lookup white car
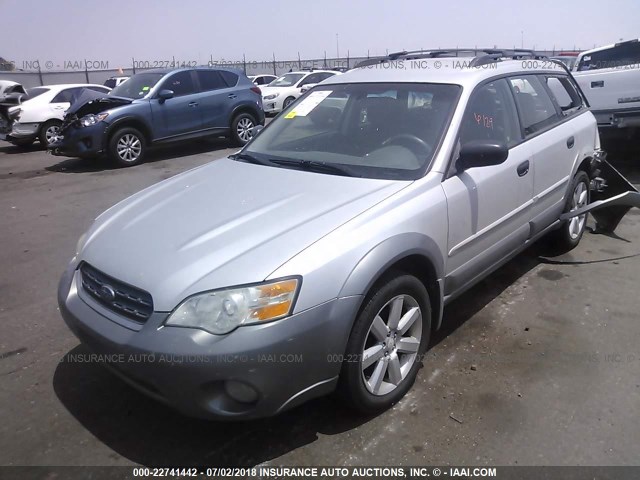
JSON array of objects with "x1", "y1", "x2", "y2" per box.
[
  {"x1": 248, "y1": 74, "x2": 277, "y2": 87},
  {"x1": 260, "y1": 70, "x2": 339, "y2": 114},
  {"x1": 3, "y1": 83, "x2": 111, "y2": 147}
]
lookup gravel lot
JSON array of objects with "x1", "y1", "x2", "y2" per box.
[{"x1": 0, "y1": 136, "x2": 639, "y2": 467}]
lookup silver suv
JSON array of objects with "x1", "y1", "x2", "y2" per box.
[{"x1": 58, "y1": 50, "x2": 636, "y2": 420}]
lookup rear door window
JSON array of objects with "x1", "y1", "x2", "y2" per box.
[
  {"x1": 196, "y1": 70, "x2": 227, "y2": 91},
  {"x1": 508, "y1": 76, "x2": 560, "y2": 136},
  {"x1": 543, "y1": 76, "x2": 583, "y2": 116}
]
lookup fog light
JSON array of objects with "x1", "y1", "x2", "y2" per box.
[{"x1": 224, "y1": 380, "x2": 258, "y2": 404}]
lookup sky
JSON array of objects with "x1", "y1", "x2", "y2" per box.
[{"x1": 1, "y1": 0, "x2": 639, "y2": 69}]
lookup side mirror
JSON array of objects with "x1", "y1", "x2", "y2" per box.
[
  {"x1": 157, "y1": 89, "x2": 174, "y2": 103},
  {"x1": 457, "y1": 140, "x2": 509, "y2": 171}
]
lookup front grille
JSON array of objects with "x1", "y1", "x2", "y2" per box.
[{"x1": 80, "y1": 263, "x2": 153, "y2": 322}]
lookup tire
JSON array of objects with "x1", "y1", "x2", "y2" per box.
[
  {"x1": 230, "y1": 113, "x2": 257, "y2": 146},
  {"x1": 38, "y1": 120, "x2": 63, "y2": 147},
  {"x1": 108, "y1": 127, "x2": 146, "y2": 167},
  {"x1": 339, "y1": 273, "x2": 431, "y2": 414},
  {"x1": 282, "y1": 96, "x2": 295, "y2": 110},
  {"x1": 551, "y1": 171, "x2": 590, "y2": 252}
]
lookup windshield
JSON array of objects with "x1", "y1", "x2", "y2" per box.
[
  {"x1": 243, "y1": 83, "x2": 460, "y2": 180},
  {"x1": 109, "y1": 72, "x2": 164, "y2": 99},
  {"x1": 25, "y1": 87, "x2": 49, "y2": 100},
  {"x1": 268, "y1": 73, "x2": 305, "y2": 87}
]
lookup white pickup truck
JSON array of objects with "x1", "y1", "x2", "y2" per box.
[{"x1": 572, "y1": 39, "x2": 640, "y2": 130}]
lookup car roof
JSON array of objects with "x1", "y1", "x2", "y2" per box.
[
  {"x1": 283, "y1": 70, "x2": 337, "y2": 75},
  {"x1": 320, "y1": 58, "x2": 566, "y2": 88}
]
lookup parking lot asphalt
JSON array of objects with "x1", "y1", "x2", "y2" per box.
[{"x1": 0, "y1": 137, "x2": 639, "y2": 467}]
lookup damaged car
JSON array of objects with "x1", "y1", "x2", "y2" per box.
[
  {"x1": 1, "y1": 83, "x2": 111, "y2": 148},
  {"x1": 0, "y1": 80, "x2": 27, "y2": 142},
  {"x1": 58, "y1": 50, "x2": 639, "y2": 420},
  {"x1": 49, "y1": 67, "x2": 265, "y2": 167}
]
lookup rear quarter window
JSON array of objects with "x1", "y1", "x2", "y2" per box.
[{"x1": 220, "y1": 71, "x2": 239, "y2": 87}]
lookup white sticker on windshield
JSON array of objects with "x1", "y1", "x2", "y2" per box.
[{"x1": 285, "y1": 90, "x2": 332, "y2": 118}]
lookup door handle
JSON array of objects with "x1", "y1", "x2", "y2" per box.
[
  {"x1": 566, "y1": 136, "x2": 575, "y2": 149},
  {"x1": 591, "y1": 81, "x2": 604, "y2": 88},
  {"x1": 188, "y1": 102, "x2": 199, "y2": 107},
  {"x1": 228, "y1": 94, "x2": 237, "y2": 99},
  {"x1": 517, "y1": 160, "x2": 530, "y2": 177}
]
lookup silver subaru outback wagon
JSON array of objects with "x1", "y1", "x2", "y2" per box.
[{"x1": 59, "y1": 53, "x2": 606, "y2": 419}]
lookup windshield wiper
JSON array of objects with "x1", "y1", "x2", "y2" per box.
[
  {"x1": 270, "y1": 158, "x2": 356, "y2": 177},
  {"x1": 229, "y1": 152, "x2": 276, "y2": 167}
]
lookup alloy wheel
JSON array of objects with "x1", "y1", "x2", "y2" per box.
[
  {"x1": 236, "y1": 117, "x2": 255, "y2": 143},
  {"x1": 116, "y1": 134, "x2": 142, "y2": 163},
  {"x1": 568, "y1": 181, "x2": 588, "y2": 239},
  {"x1": 361, "y1": 294, "x2": 422, "y2": 396},
  {"x1": 45, "y1": 125, "x2": 60, "y2": 145}
]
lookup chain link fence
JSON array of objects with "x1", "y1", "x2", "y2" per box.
[{"x1": 0, "y1": 49, "x2": 569, "y2": 88}]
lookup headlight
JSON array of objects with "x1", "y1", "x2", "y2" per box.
[
  {"x1": 263, "y1": 93, "x2": 279, "y2": 100},
  {"x1": 165, "y1": 278, "x2": 300, "y2": 335},
  {"x1": 79, "y1": 113, "x2": 109, "y2": 127}
]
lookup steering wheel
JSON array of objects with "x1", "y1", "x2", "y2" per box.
[{"x1": 382, "y1": 134, "x2": 432, "y2": 157}]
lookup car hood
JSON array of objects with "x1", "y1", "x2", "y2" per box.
[
  {"x1": 67, "y1": 94, "x2": 132, "y2": 117},
  {"x1": 79, "y1": 158, "x2": 409, "y2": 311}
]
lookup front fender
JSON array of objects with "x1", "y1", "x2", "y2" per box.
[{"x1": 338, "y1": 232, "x2": 445, "y2": 328}]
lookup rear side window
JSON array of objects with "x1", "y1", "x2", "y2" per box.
[
  {"x1": 459, "y1": 79, "x2": 521, "y2": 148},
  {"x1": 51, "y1": 88, "x2": 83, "y2": 103},
  {"x1": 577, "y1": 41, "x2": 640, "y2": 71},
  {"x1": 220, "y1": 71, "x2": 239, "y2": 87},
  {"x1": 508, "y1": 76, "x2": 559, "y2": 136},
  {"x1": 104, "y1": 78, "x2": 116, "y2": 88},
  {"x1": 160, "y1": 71, "x2": 196, "y2": 97},
  {"x1": 544, "y1": 76, "x2": 583, "y2": 115},
  {"x1": 26, "y1": 87, "x2": 49, "y2": 99},
  {"x1": 197, "y1": 71, "x2": 226, "y2": 91},
  {"x1": 87, "y1": 86, "x2": 110, "y2": 94}
]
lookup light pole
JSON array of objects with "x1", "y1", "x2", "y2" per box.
[
  {"x1": 521, "y1": 31, "x2": 524, "y2": 49},
  {"x1": 336, "y1": 33, "x2": 340, "y2": 59}
]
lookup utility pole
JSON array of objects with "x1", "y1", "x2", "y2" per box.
[{"x1": 336, "y1": 33, "x2": 339, "y2": 59}]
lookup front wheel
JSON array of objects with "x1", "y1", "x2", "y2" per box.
[
  {"x1": 551, "y1": 171, "x2": 590, "y2": 252},
  {"x1": 282, "y1": 96, "x2": 295, "y2": 110},
  {"x1": 108, "y1": 127, "x2": 146, "y2": 167},
  {"x1": 339, "y1": 273, "x2": 431, "y2": 413},
  {"x1": 230, "y1": 113, "x2": 256, "y2": 146}
]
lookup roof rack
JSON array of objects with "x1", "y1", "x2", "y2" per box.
[
  {"x1": 355, "y1": 48, "x2": 550, "y2": 68},
  {"x1": 354, "y1": 47, "x2": 586, "y2": 105}
]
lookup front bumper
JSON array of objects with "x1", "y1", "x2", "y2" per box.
[
  {"x1": 262, "y1": 99, "x2": 282, "y2": 114},
  {"x1": 58, "y1": 264, "x2": 361, "y2": 420},
  {"x1": 49, "y1": 122, "x2": 108, "y2": 158}
]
